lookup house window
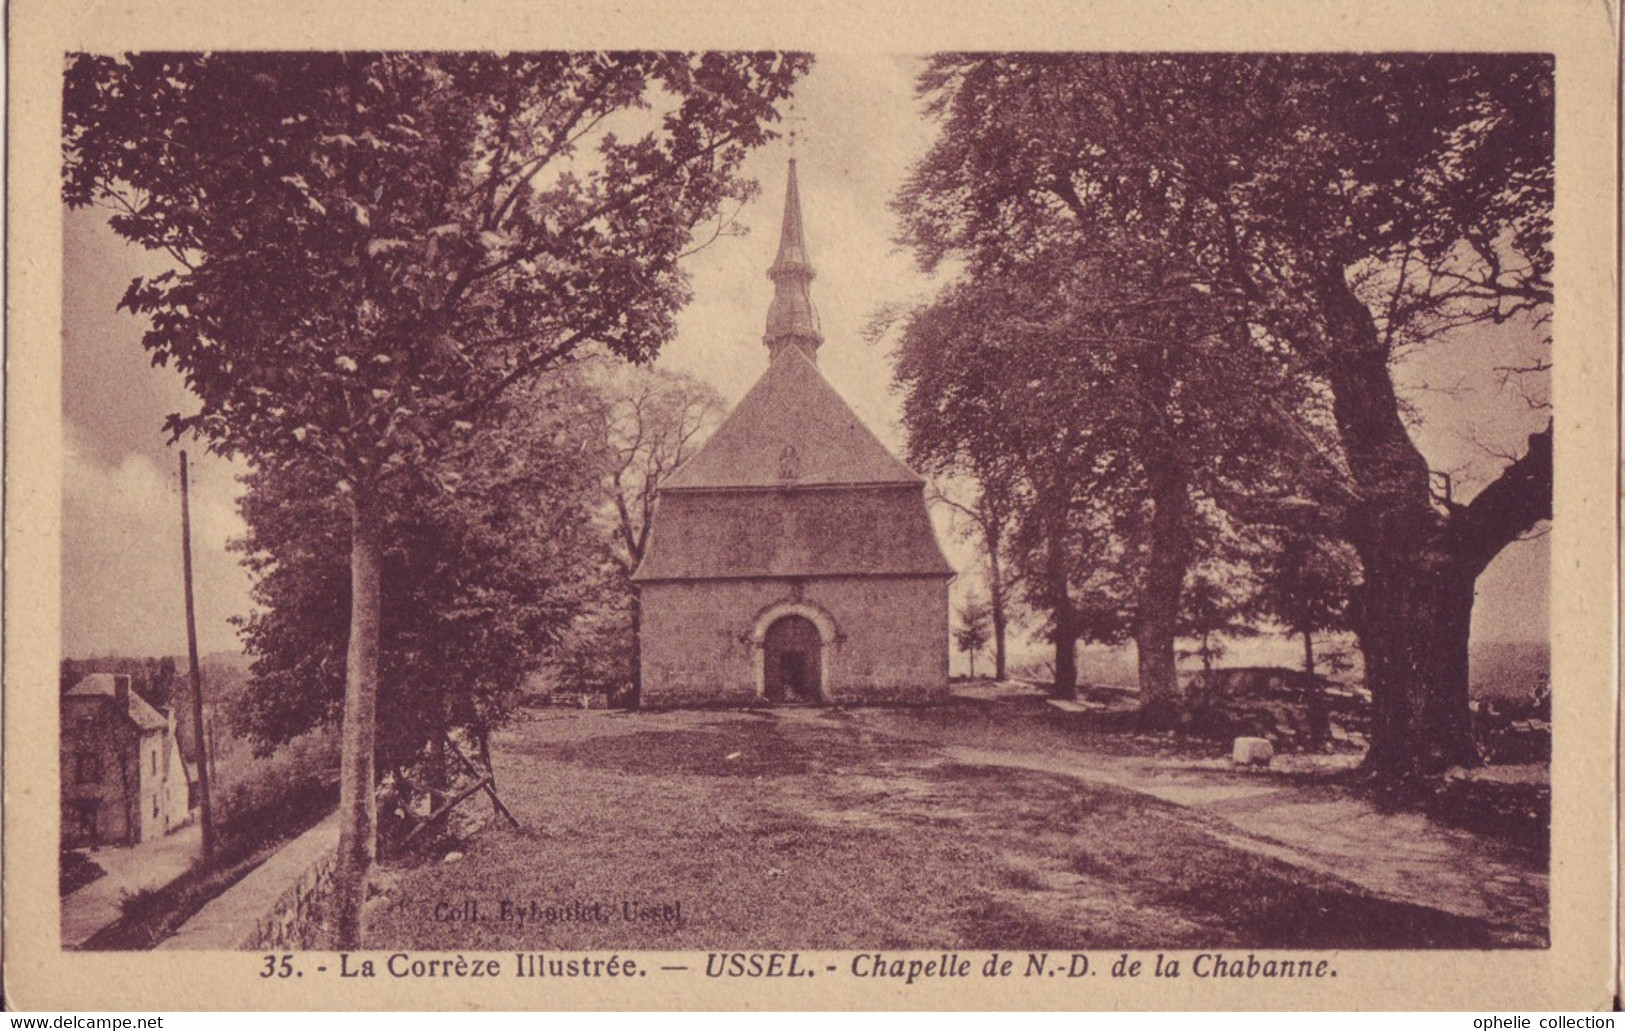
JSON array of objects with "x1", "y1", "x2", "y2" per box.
[
  {"x1": 151, "y1": 749, "x2": 157, "y2": 776},
  {"x1": 74, "y1": 752, "x2": 101, "y2": 784},
  {"x1": 153, "y1": 795, "x2": 160, "y2": 818}
]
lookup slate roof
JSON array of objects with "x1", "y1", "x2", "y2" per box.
[
  {"x1": 631, "y1": 484, "x2": 954, "y2": 582},
  {"x1": 65, "y1": 673, "x2": 169, "y2": 732},
  {"x1": 661, "y1": 346, "x2": 922, "y2": 490},
  {"x1": 633, "y1": 161, "x2": 951, "y2": 585}
]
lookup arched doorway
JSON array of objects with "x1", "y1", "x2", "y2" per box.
[{"x1": 762, "y1": 614, "x2": 823, "y2": 703}]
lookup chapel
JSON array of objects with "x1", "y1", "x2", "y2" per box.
[{"x1": 631, "y1": 161, "x2": 954, "y2": 707}]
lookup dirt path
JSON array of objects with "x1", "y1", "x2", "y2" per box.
[
  {"x1": 929, "y1": 744, "x2": 1546, "y2": 944},
  {"x1": 61, "y1": 824, "x2": 201, "y2": 949}
]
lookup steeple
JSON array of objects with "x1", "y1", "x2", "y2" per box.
[{"x1": 763, "y1": 159, "x2": 822, "y2": 363}]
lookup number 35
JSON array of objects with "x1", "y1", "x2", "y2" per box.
[{"x1": 261, "y1": 954, "x2": 295, "y2": 978}]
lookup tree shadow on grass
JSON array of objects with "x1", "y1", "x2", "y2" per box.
[{"x1": 534, "y1": 723, "x2": 932, "y2": 778}]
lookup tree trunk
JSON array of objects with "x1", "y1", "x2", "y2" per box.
[
  {"x1": 988, "y1": 546, "x2": 1009, "y2": 682},
  {"x1": 1302, "y1": 629, "x2": 1330, "y2": 750},
  {"x1": 1045, "y1": 514, "x2": 1078, "y2": 700},
  {"x1": 1053, "y1": 606, "x2": 1078, "y2": 699},
  {"x1": 1134, "y1": 622, "x2": 1180, "y2": 728},
  {"x1": 332, "y1": 497, "x2": 382, "y2": 949},
  {"x1": 1355, "y1": 554, "x2": 1481, "y2": 779},
  {"x1": 1135, "y1": 453, "x2": 1189, "y2": 729},
  {"x1": 1317, "y1": 273, "x2": 1551, "y2": 783}
]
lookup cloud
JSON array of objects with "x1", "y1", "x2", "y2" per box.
[
  {"x1": 63, "y1": 207, "x2": 198, "y2": 470},
  {"x1": 61, "y1": 420, "x2": 252, "y2": 658},
  {"x1": 62, "y1": 208, "x2": 254, "y2": 659}
]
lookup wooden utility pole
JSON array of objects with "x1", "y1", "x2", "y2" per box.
[{"x1": 180, "y1": 451, "x2": 215, "y2": 860}]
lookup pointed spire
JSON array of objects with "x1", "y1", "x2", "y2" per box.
[
  {"x1": 770, "y1": 158, "x2": 814, "y2": 276},
  {"x1": 764, "y1": 159, "x2": 822, "y2": 363}
]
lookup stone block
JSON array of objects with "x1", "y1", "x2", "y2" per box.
[{"x1": 1232, "y1": 736, "x2": 1274, "y2": 767}]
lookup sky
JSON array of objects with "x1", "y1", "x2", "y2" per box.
[{"x1": 59, "y1": 52, "x2": 1550, "y2": 661}]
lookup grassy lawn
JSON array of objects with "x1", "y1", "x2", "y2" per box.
[{"x1": 365, "y1": 701, "x2": 1536, "y2": 951}]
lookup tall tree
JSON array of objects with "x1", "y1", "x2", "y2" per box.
[
  {"x1": 894, "y1": 258, "x2": 1128, "y2": 699},
  {"x1": 231, "y1": 374, "x2": 608, "y2": 771},
  {"x1": 1254, "y1": 531, "x2": 1358, "y2": 681},
  {"x1": 953, "y1": 597, "x2": 992, "y2": 678},
  {"x1": 893, "y1": 224, "x2": 1296, "y2": 717},
  {"x1": 896, "y1": 53, "x2": 1552, "y2": 782},
  {"x1": 594, "y1": 365, "x2": 724, "y2": 704},
  {"x1": 64, "y1": 50, "x2": 809, "y2": 943},
  {"x1": 1177, "y1": 572, "x2": 1258, "y2": 675},
  {"x1": 1253, "y1": 530, "x2": 1360, "y2": 749},
  {"x1": 928, "y1": 475, "x2": 1017, "y2": 680}
]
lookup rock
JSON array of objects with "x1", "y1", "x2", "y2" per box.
[
  {"x1": 1232, "y1": 736, "x2": 1274, "y2": 767},
  {"x1": 443, "y1": 851, "x2": 464, "y2": 864}
]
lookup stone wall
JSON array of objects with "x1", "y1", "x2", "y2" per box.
[
  {"x1": 160, "y1": 813, "x2": 339, "y2": 950},
  {"x1": 243, "y1": 838, "x2": 338, "y2": 950},
  {"x1": 639, "y1": 575, "x2": 950, "y2": 708}
]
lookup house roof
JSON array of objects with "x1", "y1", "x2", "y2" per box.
[
  {"x1": 631, "y1": 483, "x2": 954, "y2": 582},
  {"x1": 65, "y1": 673, "x2": 169, "y2": 732},
  {"x1": 661, "y1": 346, "x2": 922, "y2": 490}
]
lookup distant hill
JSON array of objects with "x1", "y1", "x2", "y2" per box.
[
  {"x1": 63, "y1": 650, "x2": 249, "y2": 671},
  {"x1": 202, "y1": 650, "x2": 253, "y2": 674}
]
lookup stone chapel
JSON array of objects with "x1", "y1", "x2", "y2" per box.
[{"x1": 631, "y1": 161, "x2": 954, "y2": 707}]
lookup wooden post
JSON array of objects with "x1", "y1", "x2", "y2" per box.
[
  {"x1": 443, "y1": 733, "x2": 520, "y2": 829},
  {"x1": 400, "y1": 776, "x2": 493, "y2": 848},
  {"x1": 180, "y1": 451, "x2": 215, "y2": 860}
]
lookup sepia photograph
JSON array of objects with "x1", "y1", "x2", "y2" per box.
[{"x1": 6, "y1": 0, "x2": 1619, "y2": 1012}]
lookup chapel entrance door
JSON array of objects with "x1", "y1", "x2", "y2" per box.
[{"x1": 762, "y1": 615, "x2": 823, "y2": 703}]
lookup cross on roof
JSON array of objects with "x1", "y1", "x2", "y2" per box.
[{"x1": 784, "y1": 104, "x2": 808, "y2": 154}]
